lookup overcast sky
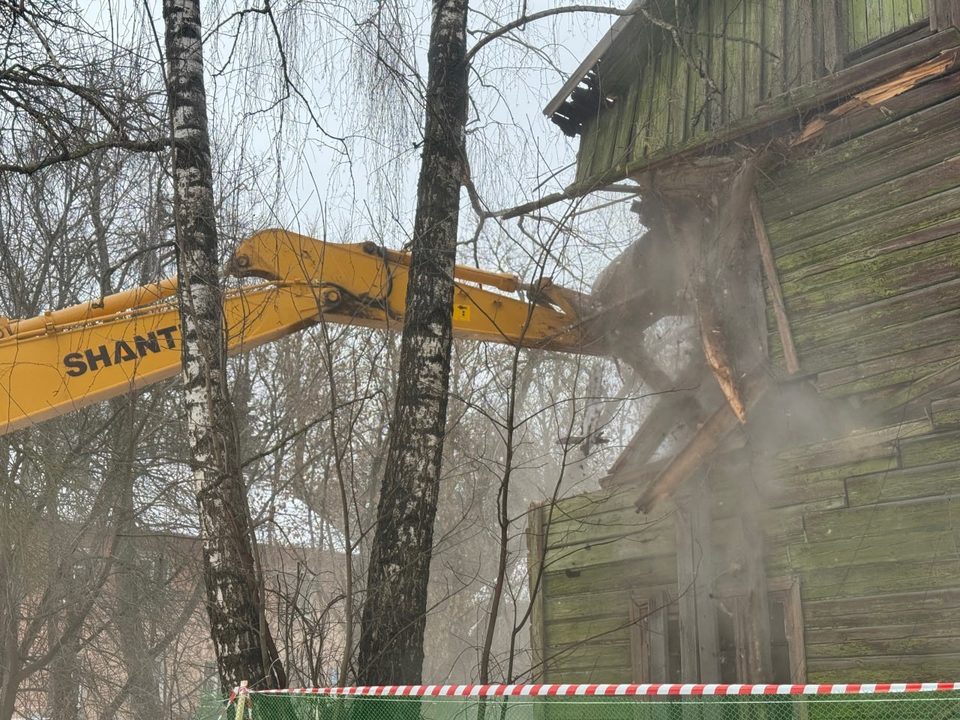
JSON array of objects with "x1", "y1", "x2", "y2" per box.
[{"x1": 80, "y1": 0, "x2": 636, "y2": 289}]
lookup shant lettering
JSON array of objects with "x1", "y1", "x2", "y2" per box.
[{"x1": 63, "y1": 325, "x2": 179, "y2": 377}]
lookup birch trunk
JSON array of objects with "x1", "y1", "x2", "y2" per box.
[
  {"x1": 357, "y1": 0, "x2": 469, "y2": 684},
  {"x1": 163, "y1": 0, "x2": 284, "y2": 692}
]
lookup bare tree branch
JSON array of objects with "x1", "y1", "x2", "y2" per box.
[{"x1": 467, "y1": 4, "x2": 640, "y2": 62}]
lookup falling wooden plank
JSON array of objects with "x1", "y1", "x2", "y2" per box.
[
  {"x1": 750, "y1": 193, "x2": 800, "y2": 374},
  {"x1": 604, "y1": 393, "x2": 701, "y2": 482},
  {"x1": 699, "y1": 297, "x2": 749, "y2": 421}
]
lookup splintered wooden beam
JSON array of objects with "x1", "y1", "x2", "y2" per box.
[
  {"x1": 642, "y1": 158, "x2": 760, "y2": 425},
  {"x1": 635, "y1": 370, "x2": 769, "y2": 514},
  {"x1": 698, "y1": 302, "x2": 748, "y2": 422},
  {"x1": 750, "y1": 193, "x2": 800, "y2": 374},
  {"x1": 795, "y1": 46, "x2": 960, "y2": 145}
]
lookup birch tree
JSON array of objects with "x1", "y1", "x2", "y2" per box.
[
  {"x1": 163, "y1": 0, "x2": 284, "y2": 692},
  {"x1": 357, "y1": 0, "x2": 470, "y2": 684}
]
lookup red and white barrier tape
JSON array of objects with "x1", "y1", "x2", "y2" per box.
[{"x1": 234, "y1": 682, "x2": 960, "y2": 698}]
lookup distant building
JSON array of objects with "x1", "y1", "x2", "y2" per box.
[{"x1": 11, "y1": 528, "x2": 347, "y2": 719}]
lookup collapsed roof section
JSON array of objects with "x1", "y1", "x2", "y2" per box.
[{"x1": 543, "y1": 0, "x2": 642, "y2": 137}]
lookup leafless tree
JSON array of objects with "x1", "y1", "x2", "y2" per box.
[
  {"x1": 163, "y1": 0, "x2": 283, "y2": 692},
  {"x1": 357, "y1": 0, "x2": 471, "y2": 685},
  {"x1": 0, "y1": 0, "x2": 668, "y2": 709}
]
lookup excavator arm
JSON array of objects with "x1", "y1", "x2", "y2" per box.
[{"x1": 0, "y1": 229, "x2": 603, "y2": 435}]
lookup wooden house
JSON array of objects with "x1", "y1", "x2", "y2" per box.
[{"x1": 527, "y1": 0, "x2": 960, "y2": 684}]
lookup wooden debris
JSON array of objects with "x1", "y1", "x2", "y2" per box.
[
  {"x1": 635, "y1": 370, "x2": 769, "y2": 513},
  {"x1": 750, "y1": 193, "x2": 800, "y2": 374},
  {"x1": 627, "y1": 342, "x2": 689, "y2": 394},
  {"x1": 642, "y1": 158, "x2": 761, "y2": 424},
  {"x1": 603, "y1": 394, "x2": 701, "y2": 484},
  {"x1": 795, "y1": 47, "x2": 960, "y2": 146},
  {"x1": 699, "y1": 301, "x2": 748, "y2": 422}
]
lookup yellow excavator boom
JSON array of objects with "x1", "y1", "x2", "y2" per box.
[{"x1": 0, "y1": 229, "x2": 603, "y2": 436}]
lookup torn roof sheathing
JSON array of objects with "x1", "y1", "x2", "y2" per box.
[{"x1": 543, "y1": 0, "x2": 640, "y2": 135}]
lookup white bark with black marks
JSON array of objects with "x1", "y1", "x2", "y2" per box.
[
  {"x1": 163, "y1": 0, "x2": 284, "y2": 692},
  {"x1": 357, "y1": 0, "x2": 469, "y2": 685}
]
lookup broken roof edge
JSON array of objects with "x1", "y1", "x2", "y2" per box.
[
  {"x1": 542, "y1": 0, "x2": 642, "y2": 118},
  {"x1": 509, "y1": 28, "x2": 960, "y2": 220}
]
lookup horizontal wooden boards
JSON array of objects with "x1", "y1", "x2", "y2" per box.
[
  {"x1": 761, "y1": 88, "x2": 960, "y2": 222},
  {"x1": 845, "y1": 460, "x2": 960, "y2": 504},
  {"x1": 754, "y1": 64, "x2": 960, "y2": 391},
  {"x1": 806, "y1": 653, "x2": 960, "y2": 681},
  {"x1": 534, "y1": 413, "x2": 960, "y2": 682},
  {"x1": 805, "y1": 587, "x2": 960, "y2": 628}
]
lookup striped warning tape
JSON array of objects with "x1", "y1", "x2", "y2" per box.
[{"x1": 235, "y1": 682, "x2": 960, "y2": 698}]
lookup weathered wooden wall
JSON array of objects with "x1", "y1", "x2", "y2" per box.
[
  {"x1": 757, "y1": 67, "x2": 960, "y2": 407},
  {"x1": 847, "y1": 1, "x2": 929, "y2": 51},
  {"x1": 576, "y1": 0, "x2": 929, "y2": 182},
  {"x1": 530, "y1": 407, "x2": 960, "y2": 683},
  {"x1": 533, "y1": 30, "x2": 960, "y2": 683}
]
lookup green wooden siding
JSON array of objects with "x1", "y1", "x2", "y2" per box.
[
  {"x1": 533, "y1": 415, "x2": 960, "y2": 683},
  {"x1": 576, "y1": 0, "x2": 930, "y2": 182},
  {"x1": 846, "y1": 0, "x2": 928, "y2": 52},
  {"x1": 535, "y1": 58, "x2": 960, "y2": 683},
  {"x1": 755, "y1": 72, "x2": 960, "y2": 394}
]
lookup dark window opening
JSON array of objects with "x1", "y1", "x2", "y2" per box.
[{"x1": 631, "y1": 577, "x2": 805, "y2": 683}]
